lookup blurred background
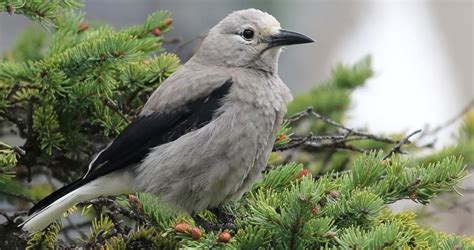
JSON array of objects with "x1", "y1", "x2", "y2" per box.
[{"x1": 1, "y1": 0, "x2": 472, "y2": 235}]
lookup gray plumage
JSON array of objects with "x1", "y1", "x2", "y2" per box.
[{"x1": 21, "y1": 8, "x2": 313, "y2": 232}]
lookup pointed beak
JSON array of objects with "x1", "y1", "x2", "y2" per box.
[{"x1": 266, "y1": 29, "x2": 315, "y2": 48}]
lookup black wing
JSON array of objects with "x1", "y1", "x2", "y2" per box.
[{"x1": 28, "y1": 79, "x2": 232, "y2": 215}]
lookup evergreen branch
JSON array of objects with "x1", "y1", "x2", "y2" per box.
[
  {"x1": 37, "y1": 33, "x2": 154, "y2": 72},
  {"x1": 0, "y1": 0, "x2": 83, "y2": 28},
  {"x1": 289, "y1": 199, "x2": 308, "y2": 250},
  {"x1": 0, "y1": 61, "x2": 35, "y2": 83}
]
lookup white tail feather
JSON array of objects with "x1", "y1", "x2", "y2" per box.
[{"x1": 21, "y1": 171, "x2": 134, "y2": 233}]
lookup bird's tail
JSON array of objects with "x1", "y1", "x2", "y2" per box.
[{"x1": 20, "y1": 172, "x2": 133, "y2": 233}]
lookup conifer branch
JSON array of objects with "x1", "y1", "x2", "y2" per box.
[{"x1": 0, "y1": 0, "x2": 83, "y2": 28}]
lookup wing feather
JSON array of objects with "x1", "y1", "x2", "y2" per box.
[
  {"x1": 28, "y1": 79, "x2": 233, "y2": 216},
  {"x1": 85, "y1": 79, "x2": 233, "y2": 180}
]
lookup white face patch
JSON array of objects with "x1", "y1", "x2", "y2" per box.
[{"x1": 266, "y1": 26, "x2": 281, "y2": 36}]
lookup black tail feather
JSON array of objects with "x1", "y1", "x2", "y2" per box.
[{"x1": 28, "y1": 177, "x2": 89, "y2": 215}]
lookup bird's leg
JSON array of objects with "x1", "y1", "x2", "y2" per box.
[
  {"x1": 191, "y1": 204, "x2": 237, "y2": 233},
  {"x1": 191, "y1": 213, "x2": 216, "y2": 232},
  {"x1": 209, "y1": 204, "x2": 237, "y2": 232}
]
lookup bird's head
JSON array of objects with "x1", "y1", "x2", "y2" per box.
[{"x1": 194, "y1": 8, "x2": 314, "y2": 74}]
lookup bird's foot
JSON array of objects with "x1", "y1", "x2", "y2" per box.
[
  {"x1": 192, "y1": 205, "x2": 236, "y2": 233},
  {"x1": 209, "y1": 206, "x2": 236, "y2": 231}
]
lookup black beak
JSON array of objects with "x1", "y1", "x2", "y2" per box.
[{"x1": 267, "y1": 29, "x2": 314, "y2": 48}]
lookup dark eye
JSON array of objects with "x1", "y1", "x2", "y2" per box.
[{"x1": 242, "y1": 29, "x2": 255, "y2": 40}]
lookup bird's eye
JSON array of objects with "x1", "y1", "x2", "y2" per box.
[{"x1": 242, "y1": 29, "x2": 255, "y2": 40}]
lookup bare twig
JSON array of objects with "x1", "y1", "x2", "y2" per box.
[
  {"x1": 304, "y1": 140, "x2": 370, "y2": 153},
  {"x1": 174, "y1": 34, "x2": 206, "y2": 55},
  {"x1": 64, "y1": 216, "x2": 88, "y2": 239},
  {"x1": 287, "y1": 107, "x2": 398, "y2": 143},
  {"x1": 3, "y1": 111, "x2": 28, "y2": 137},
  {"x1": 273, "y1": 133, "x2": 313, "y2": 151},
  {"x1": 0, "y1": 210, "x2": 27, "y2": 225},
  {"x1": 61, "y1": 221, "x2": 91, "y2": 232},
  {"x1": 277, "y1": 107, "x2": 421, "y2": 155},
  {"x1": 6, "y1": 83, "x2": 22, "y2": 100},
  {"x1": 162, "y1": 37, "x2": 181, "y2": 44},
  {"x1": 419, "y1": 99, "x2": 474, "y2": 139},
  {"x1": 0, "y1": 190, "x2": 36, "y2": 204},
  {"x1": 101, "y1": 97, "x2": 130, "y2": 123},
  {"x1": 382, "y1": 129, "x2": 422, "y2": 160},
  {"x1": 0, "y1": 211, "x2": 12, "y2": 223},
  {"x1": 79, "y1": 197, "x2": 153, "y2": 227},
  {"x1": 447, "y1": 198, "x2": 474, "y2": 212}
]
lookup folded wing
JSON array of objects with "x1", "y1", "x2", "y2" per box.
[{"x1": 28, "y1": 79, "x2": 233, "y2": 215}]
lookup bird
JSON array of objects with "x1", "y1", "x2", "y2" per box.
[{"x1": 20, "y1": 8, "x2": 314, "y2": 232}]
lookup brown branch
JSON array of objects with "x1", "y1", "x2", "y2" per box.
[
  {"x1": 0, "y1": 211, "x2": 13, "y2": 223},
  {"x1": 0, "y1": 210, "x2": 27, "y2": 225},
  {"x1": 79, "y1": 197, "x2": 153, "y2": 227},
  {"x1": 0, "y1": 190, "x2": 36, "y2": 204},
  {"x1": 304, "y1": 140, "x2": 370, "y2": 153},
  {"x1": 273, "y1": 133, "x2": 313, "y2": 151},
  {"x1": 64, "y1": 216, "x2": 88, "y2": 239},
  {"x1": 173, "y1": 34, "x2": 206, "y2": 55},
  {"x1": 3, "y1": 111, "x2": 28, "y2": 137},
  {"x1": 276, "y1": 107, "x2": 423, "y2": 155},
  {"x1": 162, "y1": 37, "x2": 181, "y2": 44},
  {"x1": 6, "y1": 83, "x2": 22, "y2": 100},
  {"x1": 382, "y1": 129, "x2": 422, "y2": 160},
  {"x1": 101, "y1": 97, "x2": 130, "y2": 123},
  {"x1": 419, "y1": 99, "x2": 474, "y2": 139},
  {"x1": 287, "y1": 107, "x2": 397, "y2": 144}
]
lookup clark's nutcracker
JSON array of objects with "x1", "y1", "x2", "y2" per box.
[{"x1": 21, "y1": 8, "x2": 313, "y2": 232}]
